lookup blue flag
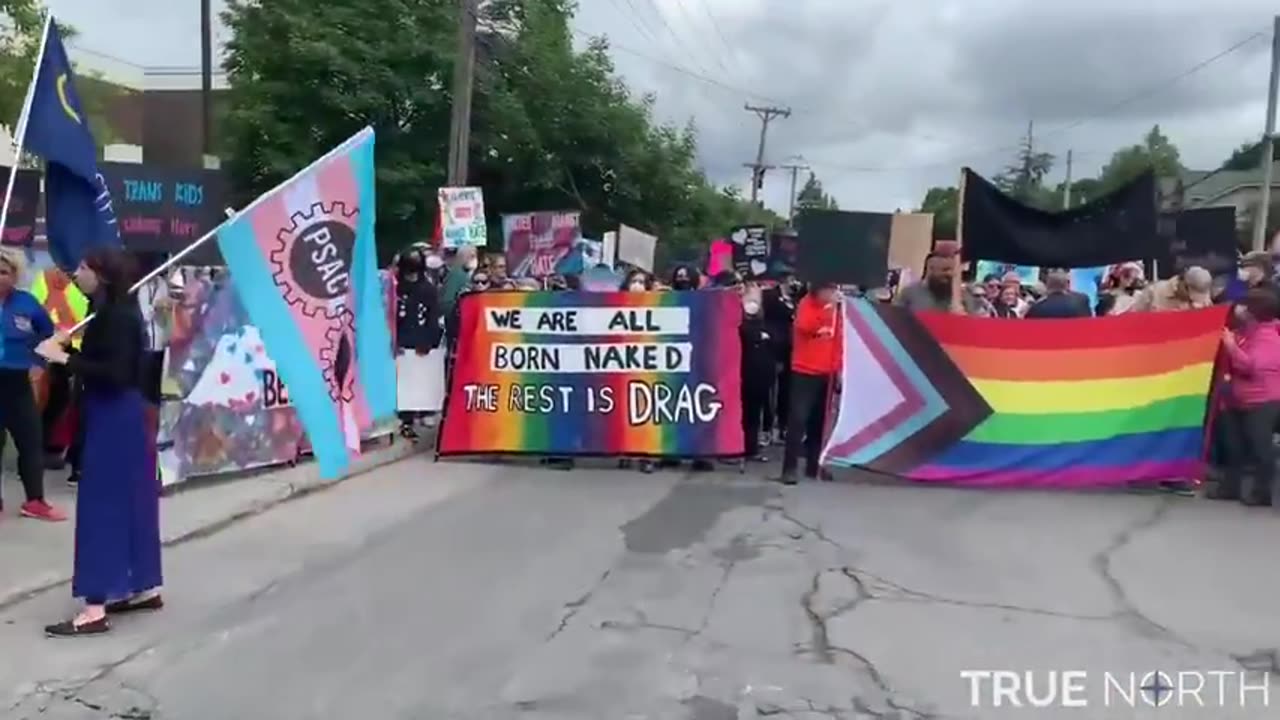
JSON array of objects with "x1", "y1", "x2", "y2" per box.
[{"x1": 23, "y1": 18, "x2": 119, "y2": 269}]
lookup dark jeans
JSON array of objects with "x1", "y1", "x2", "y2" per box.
[
  {"x1": 1221, "y1": 401, "x2": 1280, "y2": 503},
  {"x1": 764, "y1": 363, "x2": 791, "y2": 435},
  {"x1": 782, "y1": 372, "x2": 830, "y2": 477},
  {"x1": 0, "y1": 368, "x2": 45, "y2": 504},
  {"x1": 742, "y1": 378, "x2": 771, "y2": 457}
]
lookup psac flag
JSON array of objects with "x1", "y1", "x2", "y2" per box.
[
  {"x1": 216, "y1": 128, "x2": 395, "y2": 479},
  {"x1": 822, "y1": 302, "x2": 1228, "y2": 486},
  {"x1": 438, "y1": 291, "x2": 744, "y2": 458}
]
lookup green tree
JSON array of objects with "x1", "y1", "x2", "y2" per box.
[
  {"x1": 222, "y1": 0, "x2": 455, "y2": 253},
  {"x1": 795, "y1": 171, "x2": 837, "y2": 211},
  {"x1": 0, "y1": 2, "x2": 121, "y2": 155},
  {"x1": 1220, "y1": 139, "x2": 1278, "y2": 171},
  {"x1": 1097, "y1": 124, "x2": 1181, "y2": 193},
  {"x1": 994, "y1": 127, "x2": 1055, "y2": 206},
  {"x1": 918, "y1": 185, "x2": 957, "y2": 239}
]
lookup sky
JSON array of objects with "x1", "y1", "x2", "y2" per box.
[{"x1": 46, "y1": 0, "x2": 1280, "y2": 216}]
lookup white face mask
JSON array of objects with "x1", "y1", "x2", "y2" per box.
[
  {"x1": 743, "y1": 300, "x2": 760, "y2": 315},
  {"x1": 464, "y1": 258, "x2": 478, "y2": 271},
  {"x1": 1239, "y1": 267, "x2": 1254, "y2": 282},
  {"x1": 629, "y1": 281, "x2": 646, "y2": 292}
]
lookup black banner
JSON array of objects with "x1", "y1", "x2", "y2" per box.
[
  {"x1": 0, "y1": 167, "x2": 41, "y2": 247},
  {"x1": 794, "y1": 210, "x2": 891, "y2": 288},
  {"x1": 101, "y1": 163, "x2": 228, "y2": 263},
  {"x1": 1156, "y1": 206, "x2": 1237, "y2": 276},
  {"x1": 960, "y1": 168, "x2": 1160, "y2": 268}
]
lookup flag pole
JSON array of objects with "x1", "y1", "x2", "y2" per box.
[{"x1": 0, "y1": 13, "x2": 53, "y2": 239}]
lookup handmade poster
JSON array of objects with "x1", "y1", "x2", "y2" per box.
[
  {"x1": 0, "y1": 166, "x2": 40, "y2": 247},
  {"x1": 438, "y1": 290, "x2": 745, "y2": 458},
  {"x1": 580, "y1": 265, "x2": 623, "y2": 291},
  {"x1": 707, "y1": 239, "x2": 732, "y2": 276},
  {"x1": 160, "y1": 276, "x2": 305, "y2": 484},
  {"x1": 437, "y1": 186, "x2": 488, "y2": 248},
  {"x1": 822, "y1": 301, "x2": 1227, "y2": 487},
  {"x1": 101, "y1": 162, "x2": 228, "y2": 263},
  {"x1": 503, "y1": 211, "x2": 581, "y2": 278},
  {"x1": 728, "y1": 225, "x2": 770, "y2": 279},
  {"x1": 1069, "y1": 265, "x2": 1112, "y2": 312},
  {"x1": 601, "y1": 231, "x2": 617, "y2": 269},
  {"x1": 616, "y1": 224, "x2": 656, "y2": 272},
  {"x1": 794, "y1": 210, "x2": 891, "y2": 288},
  {"x1": 888, "y1": 212, "x2": 933, "y2": 277}
]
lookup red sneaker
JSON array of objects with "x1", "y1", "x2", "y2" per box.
[{"x1": 20, "y1": 500, "x2": 67, "y2": 522}]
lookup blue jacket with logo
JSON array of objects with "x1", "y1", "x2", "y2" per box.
[{"x1": 0, "y1": 289, "x2": 55, "y2": 370}]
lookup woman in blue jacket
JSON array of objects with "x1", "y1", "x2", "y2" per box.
[{"x1": 0, "y1": 249, "x2": 64, "y2": 521}]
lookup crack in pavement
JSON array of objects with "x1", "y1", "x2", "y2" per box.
[
  {"x1": 1088, "y1": 498, "x2": 1197, "y2": 647},
  {"x1": 545, "y1": 568, "x2": 612, "y2": 641}
]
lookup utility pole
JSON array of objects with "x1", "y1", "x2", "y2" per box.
[
  {"x1": 1062, "y1": 149, "x2": 1073, "y2": 209},
  {"x1": 447, "y1": 0, "x2": 479, "y2": 186},
  {"x1": 780, "y1": 158, "x2": 809, "y2": 223},
  {"x1": 200, "y1": 0, "x2": 213, "y2": 157},
  {"x1": 1253, "y1": 15, "x2": 1280, "y2": 252},
  {"x1": 743, "y1": 104, "x2": 790, "y2": 205}
]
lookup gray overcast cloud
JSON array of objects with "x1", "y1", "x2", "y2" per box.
[{"x1": 48, "y1": 0, "x2": 1279, "y2": 216}]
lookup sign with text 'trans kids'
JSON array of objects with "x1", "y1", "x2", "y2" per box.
[{"x1": 438, "y1": 291, "x2": 745, "y2": 458}]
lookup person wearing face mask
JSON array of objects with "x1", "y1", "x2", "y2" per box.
[
  {"x1": 445, "y1": 270, "x2": 491, "y2": 389},
  {"x1": 895, "y1": 252, "x2": 983, "y2": 315},
  {"x1": 739, "y1": 288, "x2": 774, "y2": 463},
  {"x1": 394, "y1": 251, "x2": 443, "y2": 440},
  {"x1": 669, "y1": 265, "x2": 700, "y2": 291},
  {"x1": 1217, "y1": 288, "x2": 1280, "y2": 507},
  {"x1": 763, "y1": 274, "x2": 801, "y2": 445},
  {"x1": 776, "y1": 282, "x2": 842, "y2": 485},
  {"x1": 617, "y1": 271, "x2": 656, "y2": 474}
]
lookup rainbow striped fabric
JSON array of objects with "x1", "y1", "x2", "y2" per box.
[
  {"x1": 438, "y1": 290, "x2": 744, "y2": 458},
  {"x1": 822, "y1": 300, "x2": 1228, "y2": 486}
]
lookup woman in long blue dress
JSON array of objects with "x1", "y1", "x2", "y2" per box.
[{"x1": 36, "y1": 248, "x2": 162, "y2": 637}]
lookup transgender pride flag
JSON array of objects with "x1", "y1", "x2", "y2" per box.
[{"x1": 216, "y1": 127, "x2": 395, "y2": 479}]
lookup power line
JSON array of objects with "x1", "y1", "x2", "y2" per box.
[
  {"x1": 630, "y1": 0, "x2": 715, "y2": 77},
  {"x1": 668, "y1": 0, "x2": 732, "y2": 78},
  {"x1": 809, "y1": 28, "x2": 1270, "y2": 174}
]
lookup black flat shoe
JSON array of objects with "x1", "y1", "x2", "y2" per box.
[
  {"x1": 45, "y1": 617, "x2": 110, "y2": 638},
  {"x1": 773, "y1": 474, "x2": 798, "y2": 486},
  {"x1": 106, "y1": 595, "x2": 164, "y2": 614}
]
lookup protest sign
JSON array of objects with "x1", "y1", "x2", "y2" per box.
[
  {"x1": 729, "y1": 225, "x2": 769, "y2": 279},
  {"x1": 0, "y1": 166, "x2": 40, "y2": 246},
  {"x1": 617, "y1": 224, "x2": 656, "y2": 271},
  {"x1": 438, "y1": 291, "x2": 745, "y2": 458},
  {"x1": 438, "y1": 186, "x2": 487, "y2": 248},
  {"x1": 101, "y1": 162, "x2": 228, "y2": 262},
  {"x1": 504, "y1": 211, "x2": 581, "y2": 278},
  {"x1": 794, "y1": 210, "x2": 890, "y2": 287}
]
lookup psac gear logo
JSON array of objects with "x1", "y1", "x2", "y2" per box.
[
  {"x1": 269, "y1": 201, "x2": 358, "y2": 320},
  {"x1": 269, "y1": 200, "x2": 360, "y2": 403}
]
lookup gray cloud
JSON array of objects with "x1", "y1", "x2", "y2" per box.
[{"x1": 48, "y1": 0, "x2": 1280, "y2": 215}]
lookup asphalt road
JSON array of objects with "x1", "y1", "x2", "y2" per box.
[{"x1": 3, "y1": 457, "x2": 1278, "y2": 719}]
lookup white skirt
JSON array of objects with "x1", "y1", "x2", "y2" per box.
[{"x1": 396, "y1": 348, "x2": 446, "y2": 412}]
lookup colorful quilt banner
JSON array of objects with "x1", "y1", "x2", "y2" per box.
[
  {"x1": 215, "y1": 127, "x2": 395, "y2": 479},
  {"x1": 822, "y1": 301, "x2": 1228, "y2": 486},
  {"x1": 438, "y1": 290, "x2": 745, "y2": 458}
]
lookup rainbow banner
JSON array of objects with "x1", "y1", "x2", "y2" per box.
[
  {"x1": 823, "y1": 301, "x2": 1229, "y2": 486},
  {"x1": 438, "y1": 291, "x2": 745, "y2": 458}
]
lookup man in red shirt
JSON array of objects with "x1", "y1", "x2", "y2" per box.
[{"x1": 776, "y1": 282, "x2": 842, "y2": 485}]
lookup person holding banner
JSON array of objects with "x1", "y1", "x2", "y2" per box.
[
  {"x1": 394, "y1": 251, "x2": 443, "y2": 440},
  {"x1": 0, "y1": 249, "x2": 65, "y2": 522},
  {"x1": 776, "y1": 282, "x2": 842, "y2": 486},
  {"x1": 1218, "y1": 288, "x2": 1280, "y2": 507},
  {"x1": 36, "y1": 248, "x2": 161, "y2": 637},
  {"x1": 739, "y1": 286, "x2": 775, "y2": 463}
]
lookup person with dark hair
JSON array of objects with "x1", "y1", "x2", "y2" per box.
[
  {"x1": 763, "y1": 274, "x2": 801, "y2": 445},
  {"x1": 0, "y1": 249, "x2": 64, "y2": 521},
  {"x1": 1025, "y1": 268, "x2": 1091, "y2": 318},
  {"x1": 895, "y1": 252, "x2": 983, "y2": 315},
  {"x1": 776, "y1": 282, "x2": 842, "y2": 485},
  {"x1": 394, "y1": 251, "x2": 443, "y2": 440},
  {"x1": 712, "y1": 270, "x2": 741, "y2": 289},
  {"x1": 669, "y1": 265, "x2": 700, "y2": 291},
  {"x1": 621, "y1": 269, "x2": 653, "y2": 292},
  {"x1": 33, "y1": 248, "x2": 160, "y2": 636},
  {"x1": 739, "y1": 285, "x2": 774, "y2": 462},
  {"x1": 1217, "y1": 288, "x2": 1280, "y2": 507}
]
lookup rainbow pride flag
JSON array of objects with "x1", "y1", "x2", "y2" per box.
[
  {"x1": 823, "y1": 301, "x2": 1228, "y2": 486},
  {"x1": 216, "y1": 127, "x2": 394, "y2": 479},
  {"x1": 437, "y1": 290, "x2": 744, "y2": 458}
]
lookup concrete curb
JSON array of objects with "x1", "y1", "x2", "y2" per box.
[{"x1": 0, "y1": 437, "x2": 430, "y2": 612}]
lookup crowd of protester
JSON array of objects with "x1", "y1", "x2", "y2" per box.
[{"x1": 4, "y1": 238, "x2": 1280, "y2": 638}]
